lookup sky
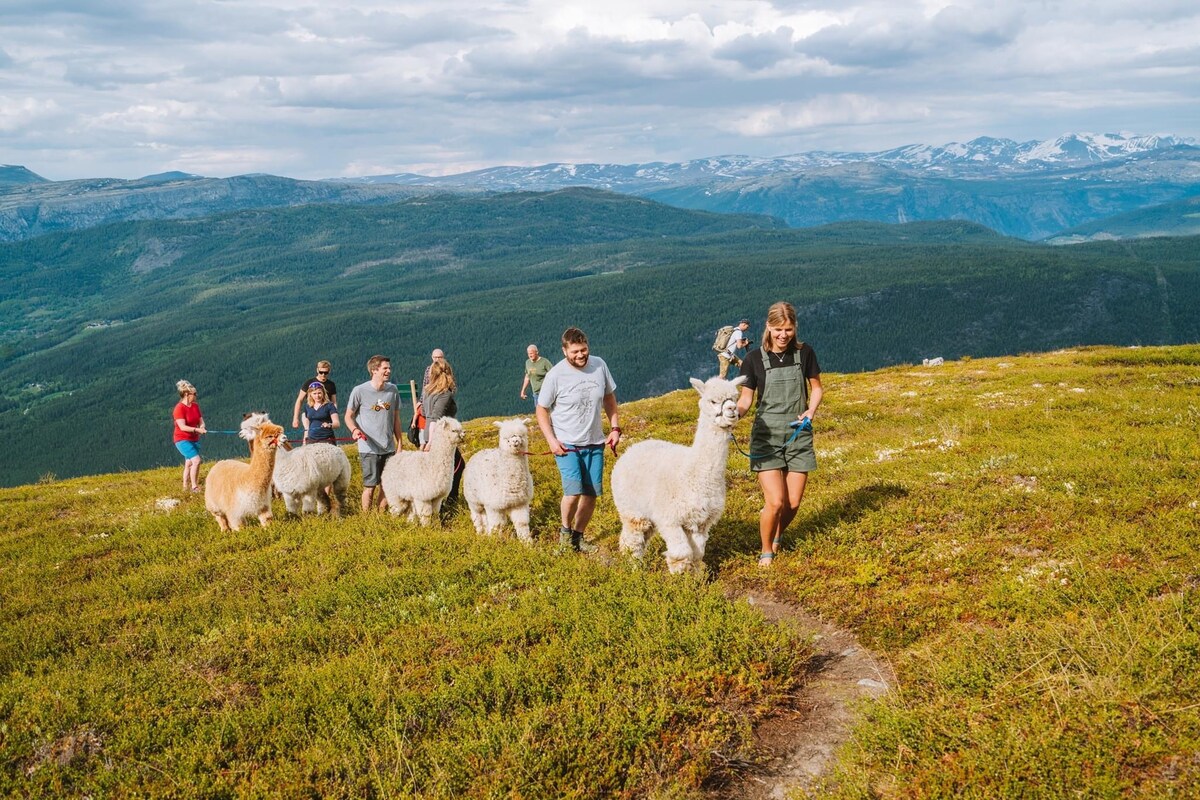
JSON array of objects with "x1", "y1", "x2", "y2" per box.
[{"x1": 2, "y1": 0, "x2": 1198, "y2": 181}]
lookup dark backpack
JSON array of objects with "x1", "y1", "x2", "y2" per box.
[{"x1": 712, "y1": 325, "x2": 735, "y2": 352}]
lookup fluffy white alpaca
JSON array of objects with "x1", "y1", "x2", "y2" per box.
[
  {"x1": 380, "y1": 417, "x2": 465, "y2": 525},
  {"x1": 272, "y1": 442, "x2": 351, "y2": 516},
  {"x1": 205, "y1": 413, "x2": 285, "y2": 532},
  {"x1": 462, "y1": 418, "x2": 534, "y2": 543},
  {"x1": 611, "y1": 376, "x2": 746, "y2": 574}
]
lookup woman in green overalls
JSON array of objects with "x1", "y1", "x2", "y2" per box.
[{"x1": 735, "y1": 302, "x2": 824, "y2": 567}]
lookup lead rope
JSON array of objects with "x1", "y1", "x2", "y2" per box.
[{"x1": 729, "y1": 420, "x2": 809, "y2": 461}]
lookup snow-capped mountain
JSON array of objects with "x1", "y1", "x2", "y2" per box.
[{"x1": 339, "y1": 132, "x2": 1199, "y2": 190}]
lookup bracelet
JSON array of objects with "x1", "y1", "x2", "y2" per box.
[{"x1": 612, "y1": 426, "x2": 622, "y2": 434}]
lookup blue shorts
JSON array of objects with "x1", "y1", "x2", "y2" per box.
[
  {"x1": 175, "y1": 440, "x2": 201, "y2": 460},
  {"x1": 555, "y1": 444, "x2": 605, "y2": 497}
]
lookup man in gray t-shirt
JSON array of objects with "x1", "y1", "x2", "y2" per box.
[
  {"x1": 344, "y1": 355, "x2": 403, "y2": 512},
  {"x1": 536, "y1": 327, "x2": 621, "y2": 553}
]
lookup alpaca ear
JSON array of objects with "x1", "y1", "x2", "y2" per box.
[
  {"x1": 690, "y1": 377, "x2": 705, "y2": 393},
  {"x1": 731, "y1": 375, "x2": 749, "y2": 387},
  {"x1": 494, "y1": 421, "x2": 504, "y2": 429}
]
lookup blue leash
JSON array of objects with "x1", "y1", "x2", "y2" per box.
[{"x1": 730, "y1": 419, "x2": 811, "y2": 461}]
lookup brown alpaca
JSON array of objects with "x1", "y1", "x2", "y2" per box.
[{"x1": 204, "y1": 413, "x2": 284, "y2": 532}]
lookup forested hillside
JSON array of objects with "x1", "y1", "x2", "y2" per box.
[{"x1": 2, "y1": 188, "x2": 1197, "y2": 486}]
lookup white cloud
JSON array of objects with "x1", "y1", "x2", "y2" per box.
[
  {"x1": 0, "y1": 0, "x2": 1197, "y2": 179},
  {"x1": 731, "y1": 94, "x2": 931, "y2": 136}
]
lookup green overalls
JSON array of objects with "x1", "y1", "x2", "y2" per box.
[{"x1": 749, "y1": 349, "x2": 817, "y2": 473}]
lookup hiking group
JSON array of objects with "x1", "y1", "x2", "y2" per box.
[{"x1": 171, "y1": 303, "x2": 821, "y2": 565}]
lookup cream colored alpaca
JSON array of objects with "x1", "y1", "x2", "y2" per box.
[
  {"x1": 611, "y1": 376, "x2": 745, "y2": 574},
  {"x1": 462, "y1": 418, "x2": 534, "y2": 543},
  {"x1": 380, "y1": 417, "x2": 466, "y2": 526},
  {"x1": 205, "y1": 413, "x2": 284, "y2": 532}
]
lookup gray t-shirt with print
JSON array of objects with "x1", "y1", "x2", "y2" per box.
[
  {"x1": 346, "y1": 381, "x2": 401, "y2": 454},
  {"x1": 537, "y1": 356, "x2": 616, "y2": 446}
]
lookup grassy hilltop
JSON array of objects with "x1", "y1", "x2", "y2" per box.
[{"x1": 2, "y1": 345, "x2": 1198, "y2": 797}]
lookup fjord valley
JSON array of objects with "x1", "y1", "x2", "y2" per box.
[
  {"x1": 3, "y1": 345, "x2": 1198, "y2": 797},
  {"x1": 2, "y1": 189, "x2": 1199, "y2": 487}
]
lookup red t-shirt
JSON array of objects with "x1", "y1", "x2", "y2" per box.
[{"x1": 173, "y1": 401, "x2": 203, "y2": 442}]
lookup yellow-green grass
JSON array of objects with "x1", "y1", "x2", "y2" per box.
[{"x1": 4, "y1": 344, "x2": 1200, "y2": 797}]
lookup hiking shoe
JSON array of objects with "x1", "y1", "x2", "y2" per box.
[
  {"x1": 571, "y1": 529, "x2": 597, "y2": 554},
  {"x1": 556, "y1": 525, "x2": 575, "y2": 554},
  {"x1": 556, "y1": 525, "x2": 597, "y2": 554}
]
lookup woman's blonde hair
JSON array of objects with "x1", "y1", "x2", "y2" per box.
[
  {"x1": 424, "y1": 359, "x2": 457, "y2": 395},
  {"x1": 306, "y1": 382, "x2": 327, "y2": 408},
  {"x1": 761, "y1": 301, "x2": 801, "y2": 352},
  {"x1": 176, "y1": 379, "x2": 196, "y2": 398}
]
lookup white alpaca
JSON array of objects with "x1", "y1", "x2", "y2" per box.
[
  {"x1": 462, "y1": 418, "x2": 534, "y2": 543},
  {"x1": 380, "y1": 417, "x2": 466, "y2": 525},
  {"x1": 611, "y1": 376, "x2": 746, "y2": 574},
  {"x1": 205, "y1": 413, "x2": 285, "y2": 532},
  {"x1": 272, "y1": 441, "x2": 351, "y2": 516}
]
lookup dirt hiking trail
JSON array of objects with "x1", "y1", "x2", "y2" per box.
[{"x1": 706, "y1": 590, "x2": 896, "y2": 799}]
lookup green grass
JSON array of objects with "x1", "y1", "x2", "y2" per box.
[{"x1": 3, "y1": 344, "x2": 1200, "y2": 797}]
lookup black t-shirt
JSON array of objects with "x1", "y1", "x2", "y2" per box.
[
  {"x1": 300, "y1": 377, "x2": 337, "y2": 399},
  {"x1": 739, "y1": 344, "x2": 820, "y2": 401}
]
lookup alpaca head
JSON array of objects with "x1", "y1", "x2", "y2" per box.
[
  {"x1": 431, "y1": 416, "x2": 466, "y2": 447},
  {"x1": 239, "y1": 412, "x2": 286, "y2": 450},
  {"x1": 493, "y1": 418, "x2": 530, "y2": 455},
  {"x1": 689, "y1": 376, "x2": 746, "y2": 430}
]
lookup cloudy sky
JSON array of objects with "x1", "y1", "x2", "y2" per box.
[{"x1": 2, "y1": 0, "x2": 1198, "y2": 180}]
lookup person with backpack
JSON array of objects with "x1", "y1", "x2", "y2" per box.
[{"x1": 715, "y1": 319, "x2": 751, "y2": 379}]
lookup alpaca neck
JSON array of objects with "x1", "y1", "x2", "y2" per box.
[
  {"x1": 688, "y1": 418, "x2": 732, "y2": 476},
  {"x1": 429, "y1": 439, "x2": 458, "y2": 466},
  {"x1": 249, "y1": 443, "x2": 278, "y2": 489}
]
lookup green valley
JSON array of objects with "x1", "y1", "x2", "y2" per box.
[{"x1": 1, "y1": 189, "x2": 1198, "y2": 486}]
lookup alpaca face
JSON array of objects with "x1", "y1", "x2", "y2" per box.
[
  {"x1": 494, "y1": 419, "x2": 529, "y2": 454},
  {"x1": 434, "y1": 417, "x2": 466, "y2": 446},
  {"x1": 691, "y1": 376, "x2": 746, "y2": 430},
  {"x1": 260, "y1": 423, "x2": 285, "y2": 449}
]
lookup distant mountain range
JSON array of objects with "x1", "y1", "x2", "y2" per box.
[
  {"x1": 337, "y1": 133, "x2": 1200, "y2": 240},
  {"x1": 343, "y1": 133, "x2": 1200, "y2": 187},
  {"x1": 3, "y1": 133, "x2": 1199, "y2": 242},
  {"x1": 0, "y1": 170, "x2": 428, "y2": 242}
]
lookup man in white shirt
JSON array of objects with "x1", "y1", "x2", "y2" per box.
[{"x1": 536, "y1": 327, "x2": 621, "y2": 553}]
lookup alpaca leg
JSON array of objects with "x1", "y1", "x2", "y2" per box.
[
  {"x1": 659, "y1": 524, "x2": 694, "y2": 574},
  {"x1": 688, "y1": 526, "x2": 710, "y2": 575},
  {"x1": 282, "y1": 493, "x2": 301, "y2": 516},
  {"x1": 430, "y1": 497, "x2": 444, "y2": 525},
  {"x1": 618, "y1": 516, "x2": 653, "y2": 558},
  {"x1": 315, "y1": 489, "x2": 330, "y2": 515},
  {"x1": 484, "y1": 507, "x2": 506, "y2": 536},
  {"x1": 227, "y1": 515, "x2": 242, "y2": 532},
  {"x1": 467, "y1": 502, "x2": 487, "y2": 534},
  {"x1": 211, "y1": 512, "x2": 230, "y2": 532},
  {"x1": 508, "y1": 505, "x2": 533, "y2": 544},
  {"x1": 330, "y1": 483, "x2": 346, "y2": 517},
  {"x1": 414, "y1": 500, "x2": 434, "y2": 526},
  {"x1": 258, "y1": 507, "x2": 273, "y2": 527}
]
